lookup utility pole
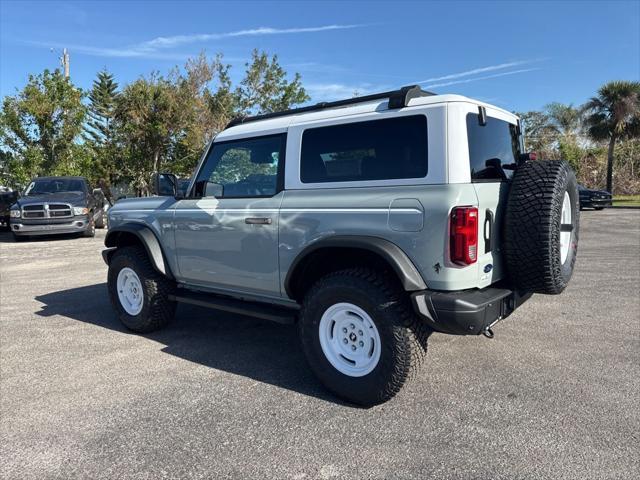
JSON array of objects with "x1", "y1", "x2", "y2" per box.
[
  {"x1": 61, "y1": 48, "x2": 70, "y2": 78},
  {"x1": 50, "y1": 47, "x2": 70, "y2": 77}
]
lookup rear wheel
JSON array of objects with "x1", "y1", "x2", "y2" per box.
[
  {"x1": 107, "y1": 246, "x2": 176, "y2": 333},
  {"x1": 299, "y1": 268, "x2": 430, "y2": 406}
]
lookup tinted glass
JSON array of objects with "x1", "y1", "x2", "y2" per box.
[
  {"x1": 466, "y1": 114, "x2": 520, "y2": 181},
  {"x1": 300, "y1": 115, "x2": 428, "y2": 183},
  {"x1": 196, "y1": 135, "x2": 284, "y2": 198}
]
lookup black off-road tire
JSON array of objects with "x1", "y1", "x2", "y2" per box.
[
  {"x1": 503, "y1": 160, "x2": 580, "y2": 294},
  {"x1": 95, "y1": 211, "x2": 106, "y2": 229},
  {"x1": 107, "y1": 246, "x2": 176, "y2": 333},
  {"x1": 299, "y1": 268, "x2": 431, "y2": 407}
]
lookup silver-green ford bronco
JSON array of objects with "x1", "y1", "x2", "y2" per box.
[{"x1": 103, "y1": 86, "x2": 579, "y2": 406}]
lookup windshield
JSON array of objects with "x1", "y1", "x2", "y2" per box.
[{"x1": 25, "y1": 179, "x2": 85, "y2": 196}]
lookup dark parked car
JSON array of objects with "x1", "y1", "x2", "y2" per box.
[
  {"x1": 578, "y1": 184, "x2": 612, "y2": 210},
  {"x1": 9, "y1": 176, "x2": 106, "y2": 241},
  {"x1": 0, "y1": 190, "x2": 19, "y2": 230}
]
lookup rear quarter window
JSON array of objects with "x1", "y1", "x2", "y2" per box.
[
  {"x1": 300, "y1": 115, "x2": 428, "y2": 183},
  {"x1": 466, "y1": 113, "x2": 520, "y2": 182}
]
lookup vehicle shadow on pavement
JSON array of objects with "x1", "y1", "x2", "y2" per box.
[
  {"x1": 0, "y1": 231, "x2": 83, "y2": 242},
  {"x1": 34, "y1": 283, "x2": 346, "y2": 405}
]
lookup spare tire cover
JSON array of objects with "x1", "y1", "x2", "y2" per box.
[{"x1": 503, "y1": 160, "x2": 580, "y2": 294}]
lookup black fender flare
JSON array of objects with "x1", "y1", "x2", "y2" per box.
[
  {"x1": 284, "y1": 235, "x2": 427, "y2": 298},
  {"x1": 104, "y1": 224, "x2": 174, "y2": 279}
]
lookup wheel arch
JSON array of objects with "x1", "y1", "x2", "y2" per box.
[
  {"x1": 104, "y1": 224, "x2": 174, "y2": 279},
  {"x1": 284, "y1": 235, "x2": 427, "y2": 301}
]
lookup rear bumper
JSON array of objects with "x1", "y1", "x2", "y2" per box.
[{"x1": 411, "y1": 285, "x2": 532, "y2": 335}]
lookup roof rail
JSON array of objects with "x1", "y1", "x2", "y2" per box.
[{"x1": 225, "y1": 85, "x2": 435, "y2": 129}]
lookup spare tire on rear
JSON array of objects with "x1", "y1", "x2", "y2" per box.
[{"x1": 503, "y1": 160, "x2": 579, "y2": 294}]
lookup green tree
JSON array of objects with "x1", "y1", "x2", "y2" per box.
[
  {"x1": 583, "y1": 80, "x2": 640, "y2": 192},
  {"x1": 518, "y1": 110, "x2": 556, "y2": 155},
  {"x1": 84, "y1": 70, "x2": 119, "y2": 185},
  {"x1": 235, "y1": 49, "x2": 309, "y2": 115},
  {"x1": 545, "y1": 103, "x2": 584, "y2": 173},
  {"x1": 0, "y1": 69, "x2": 85, "y2": 184},
  {"x1": 545, "y1": 102, "x2": 581, "y2": 141},
  {"x1": 85, "y1": 70, "x2": 118, "y2": 146},
  {"x1": 114, "y1": 73, "x2": 186, "y2": 193}
]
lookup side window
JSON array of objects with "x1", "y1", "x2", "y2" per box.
[
  {"x1": 466, "y1": 113, "x2": 520, "y2": 181},
  {"x1": 195, "y1": 134, "x2": 284, "y2": 198},
  {"x1": 300, "y1": 115, "x2": 428, "y2": 183}
]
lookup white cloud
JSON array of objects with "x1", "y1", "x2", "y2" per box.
[
  {"x1": 304, "y1": 67, "x2": 542, "y2": 102},
  {"x1": 424, "y1": 68, "x2": 540, "y2": 89},
  {"x1": 28, "y1": 24, "x2": 366, "y2": 60},
  {"x1": 137, "y1": 24, "x2": 366, "y2": 51},
  {"x1": 415, "y1": 60, "x2": 539, "y2": 84},
  {"x1": 305, "y1": 82, "x2": 389, "y2": 102}
]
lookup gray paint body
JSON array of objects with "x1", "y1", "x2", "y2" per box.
[
  {"x1": 107, "y1": 98, "x2": 517, "y2": 304},
  {"x1": 108, "y1": 182, "x2": 505, "y2": 301}
]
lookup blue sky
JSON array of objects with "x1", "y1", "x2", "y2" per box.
[{"x1": 0, "y1": 0, "x2": 638, "y2": 112}]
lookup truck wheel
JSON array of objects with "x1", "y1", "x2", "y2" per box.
[
  {"x1": 503, "y1": 160, "x2": 580, "y2": 294},
  {"x1": 83, "y1": 216, "x2": 96, "y2": 237},
  {"x1": 299, "y1": 268, "x2": 431, "y2": 407},
  {"x1": 107, "y1": 246, "x2": 176, "y2": 333},
  {"x1": 95, "y1": 211, "x2": 106, "y2": 229}
]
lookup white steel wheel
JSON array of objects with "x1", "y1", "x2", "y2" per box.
[
  {"x1": 560, "y1": 191, "x2": 572, "y2": 264},
  {"x1": 116, "y1": 267, "x2": 144, "y2": 316},
  {"x1": 318, "y1": 302, "x2": 382, "y2": 377}
]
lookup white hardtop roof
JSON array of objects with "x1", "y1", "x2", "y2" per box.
[{"x1": 216, "y1": 93, "x2": 518, "y2": 141}]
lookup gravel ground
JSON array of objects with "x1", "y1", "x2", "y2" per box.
[{"x1": 1, "y1": 209, "x2": 639, "y2": 480}]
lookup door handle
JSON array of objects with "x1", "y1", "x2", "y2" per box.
[
  {"x1": 484, "y1": 209, "x2": 494, "y2": 253},
  {"x1": 245, "y1": 217, "x2": 272, "y2": 225}
]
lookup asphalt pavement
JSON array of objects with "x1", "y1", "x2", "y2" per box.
[{"x1": 1, "y1": 209, "x2": 638, "y2": 479}]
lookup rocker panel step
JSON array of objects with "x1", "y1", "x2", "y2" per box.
[{"x1": 168, "y1": 292, "x2": 297, "y2": 324}]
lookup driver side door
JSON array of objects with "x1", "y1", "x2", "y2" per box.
[{"x1": 173, "y1": 133, "x2": 286, "y2": 299}]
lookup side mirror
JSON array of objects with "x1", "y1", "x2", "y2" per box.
[{"x1": 152, "y1": 172, "x2": 179, "y2": 197}]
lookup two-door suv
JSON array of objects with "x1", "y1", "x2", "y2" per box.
[{"x1": 103, "y1": 86, "x2": 579, "y2": 406}]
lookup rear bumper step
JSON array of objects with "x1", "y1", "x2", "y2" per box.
[
  {"x1": 411, "y1": 286, "x2": 532, "y2": 335},
  {"x1": 168, "y1": 291, "x2": 297, "y2": 324}
]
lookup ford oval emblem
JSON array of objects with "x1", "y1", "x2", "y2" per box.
[{"x1": 484, "y1": 264, "x2": 493, "y2": 273}]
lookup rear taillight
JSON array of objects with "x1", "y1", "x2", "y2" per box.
[{"x1": 450, "y1": 207, "x2": 478, "y2": 265}]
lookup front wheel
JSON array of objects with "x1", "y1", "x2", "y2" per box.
[
  {"x1": 107, "y1": 246, "x2": 176, "y2": 333},
  {"x1": 299, "y1": 268, "x2": 431, "y2": 407}
]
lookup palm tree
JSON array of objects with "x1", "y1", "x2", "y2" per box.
[
  {"x1": 583, "y1": 81, "x2": 640, "y2": 193},
  {"x1": 545, "y1": 102, "x2": 581, "y2": 141}
]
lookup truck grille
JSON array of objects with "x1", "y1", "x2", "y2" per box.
[
  {"x1": 48, "y1": 204, "x2": 73, "y2": 217},
  {"x1": 22, "y1": 203, "x2": 73, "y2": 219}
]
